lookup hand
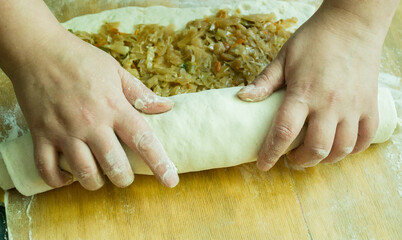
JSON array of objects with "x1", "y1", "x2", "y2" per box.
[
  {"x1": 237, "y1": 5, "x2": 386, "y2": 170},
  {"x1": 7, "y1": 29, "x2": 179, "y2": 190}
]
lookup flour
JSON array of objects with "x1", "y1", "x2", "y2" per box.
[
  {"x1": 0, "y1": 103, "x2": 26, "y2": 144},
  {"x1": 3, "y1": 192, "x2": 35, "y2": 240},
  {"x1": 25, "y1": 196, "x2": 34, "y2": 240},
  {"x1": 378, "y1": 72, "x2": 402, "y2": 197},
  {"x1": 0, "y1": 2, "x2": 400, "y2": 197}
]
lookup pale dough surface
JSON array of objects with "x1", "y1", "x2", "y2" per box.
[{"x1": 0, "y1": 2, "x2": 398, "y2": 196}]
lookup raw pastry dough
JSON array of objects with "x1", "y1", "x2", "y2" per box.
[
  {"x1": 0, "y1": 2, "x2": 397, "y2": 196},
  {"x1": 0, "y1": 87, "x2": 397, "y2": 196}
]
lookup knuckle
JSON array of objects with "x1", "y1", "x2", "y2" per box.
[
  {"x1": 34, "y1": 163, "x2": 62, "y2": 188},
  {"x1": 273, "y1": 124, "x2": 296, "y2": 142},
  {"x1": 326, "y1": 91, "x2": 340, "y2": 107},
  {"x1": 103, "y1": 146, "x2": 129, "y2": 177},
  {"x1": 34, "y1": 154, "x2": 48, "y2": 176},
  {"x1": 35, "y1": 162, "x2": 48, "y2": 179},
  {"x1": 258, "y1": 150, "x2": 270, "y2": 163},
  {"x1": 77, "y1": 106, "x2": 96, "y2": 127},
  {"x1": 74, "y1": 165, "x2": 96, "y2": 180},
  {"x1": 134, "y1": 131, "x2": 157, "y2": 152},
  {"x1": 266, "y1": 145, "x2": 282, "y2": 160},
  {"x1": 105, "y1": 163, "x2": 126, "y2": 180},
  {"x1": 297, "y1": 82, "x2": 312, "y2": 96},
  {"x1": 106, "y1": 160, "x2": 123, "y2": 173},
  {"x1": 258, "y1": 69, "x2": 276, "y2": 85}
]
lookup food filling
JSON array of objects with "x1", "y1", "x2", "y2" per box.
[{"x1": 72, "y1": 9, "x2": 296, "y2": 97}]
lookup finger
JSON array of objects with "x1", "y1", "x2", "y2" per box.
[
  {"x1": 237, "y1": 45, "x2": 286, "y2": 102},
  {"x1": 321, "y1": 119, "x2": 358, "y2": 164},
  {"x1": 287, "y1": 113, "x2": 337, "y2": 169},
  {"x1": 88, "y1": 128, "x2": 134, "y2": 188},
  {"x1": 33, "y1": 136, "x2": 73, "y2": 188},
  {"x1": 63, "y1": 138, "x2": 105, "y2": 191},
  {"x1": 352, "y1": 113, "x2": 379, "y2": 154},
  {"x1": 114, "y1": 102, "x2": 179, "y2": 188},
  {"x1": 257, "y1": 96, "x2": 309, "y2": 171},
  {"x1": 118, "y1": 67, "x2": 174, "y2": 114}
]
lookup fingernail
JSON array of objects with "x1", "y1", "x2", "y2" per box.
[
  {"x1": 289, "y1": 164, "x2": 306, "y2": 171},
  {"x1": 238, "y1": 84, "x2": 255, "y2": 101},
  {"x1": 345, "y1": 147, "x2": 354, "y2": 154},
  {"x1": 155, "y1": 96, "x2": 173, "y2": 104},
  {"x1": 134, "y1": 96, "x2": 174, "y2": 111},
  {"x1": 162, "y1": 170, "x2": 179, "y2": 188},
  {"x1": 95, "y1": 174, "x2": 105, "y2": 187},
  {"x1": 298, "y1": 159, "x2": 321, "y2": 169},
  {"x1": 119, "y1": 173, "x2": 135, "y2": 188},
  {"x1": 240, "y1": 84, "x2": 255, "y2": 92},
  {"x1": 110, "y1": 168, "x2": 134, "y2": 188},
  {"x1": 134, "y1": 98, "x2": 146, "y2": 110},
  {"x1": 257, "y1": 160, "x2": 272, "y2": 171},
  {"x1": 60, "y1": 171, "x2": 73, "y2": 185}
]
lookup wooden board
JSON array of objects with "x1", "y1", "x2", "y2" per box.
[{"x1": 2, "y1": 0, "x2": 402, "y2": 239}]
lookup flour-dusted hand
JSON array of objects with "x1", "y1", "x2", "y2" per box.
[
  {"x1": 238, "y1": 0, "x2": 399, "y2": 171},
  {"x1": 0, "y1": 0, "x2": 179, "y2": 190}
]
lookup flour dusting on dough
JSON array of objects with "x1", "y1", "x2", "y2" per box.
[
  {"x1": 379, "y1": 72, "x2": 402, "y2": 197},
  {"x1": 0, "y1": 103, "x2": 26, "y2": 144}
]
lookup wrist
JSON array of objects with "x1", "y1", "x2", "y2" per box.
[
  {"x1": 0, "y1": 0, "x2": 70, "y2": 80},
  {"x1": 314, "y1": 4, "x2": 389, "y2": 47},
  {"x1": 321, "y1": 0, "x2": 398, "y2": 40},
  {"x1": 0, "y1": 25, "x2": 70, "y2": 81}
]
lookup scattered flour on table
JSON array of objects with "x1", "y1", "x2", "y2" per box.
[
  {"x1": 3, "y1": 192, "x2": 35, "y2": 240},
  {"x1": 0, "y1": 103, "x2": 26, "y2": 144},
  {"x1": 378, "y1": 72, "x2": 402, "y2": 197},
  {"x1": 25, "y1": 196, "x2": 34, "y2": 240}
]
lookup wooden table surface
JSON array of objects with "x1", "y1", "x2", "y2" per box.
[{"x1": 1, "y1": 1, "x2": 401, "y2": 239}]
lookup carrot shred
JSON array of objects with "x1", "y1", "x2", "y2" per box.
[
  {"x1": 215, "y1": 61, "x2": 221, "y2": 72},
  {"x1": 134, "y1": 29, "x2": 139, "y2": 35},
  {"x1": 110, "y1": 28, "x2": 119, "y2": 34},
  {"x1": 94, "y1": 41, "x2": 107, "y2": 47},
  {"x1": 216, "y1": 10, "x2": 226, "y2": 18},
  {"x1": 231, "y1": 38, "x2": 246, "y2": 48}
]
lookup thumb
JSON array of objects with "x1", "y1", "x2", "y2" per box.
[
  {"x1": 118, "y1": 67, "x2": 174, "y2": 114},
  {"x1": 237, "y1": 45, "x2": 286, "y2": 102}
]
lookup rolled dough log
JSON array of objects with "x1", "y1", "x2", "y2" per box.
[
  {"x1": 0, "y1": 3, "x2": 398, "y2": 196},
  {"x1": 0, "y1": 87, "x2": 398, "y2": 196}
]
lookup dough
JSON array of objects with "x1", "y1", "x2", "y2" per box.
[
  {"x1": 0, "y1": 87, "x2": 397, "y2": 196},
  {"x1": 0, "y1": 2, "x2": 398, "y2": 196}
]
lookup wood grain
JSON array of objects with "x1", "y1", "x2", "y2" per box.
[
  {"x1": 6, "y1": 162, "x2": 310, "y2": 239},
  {"x1": 290, "y1": 143, "x2": 402, "y2": 239},
  {"x1": 2, "y1": 0, "x2": 401, "y2": 239}
]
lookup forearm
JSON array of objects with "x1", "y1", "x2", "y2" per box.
[
  {"x1": 322, "y1": 0, "x2": 399, "y2": 37},
  {"x1": 0, "y1": 0, "x2": 66, "y2": 74}
]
